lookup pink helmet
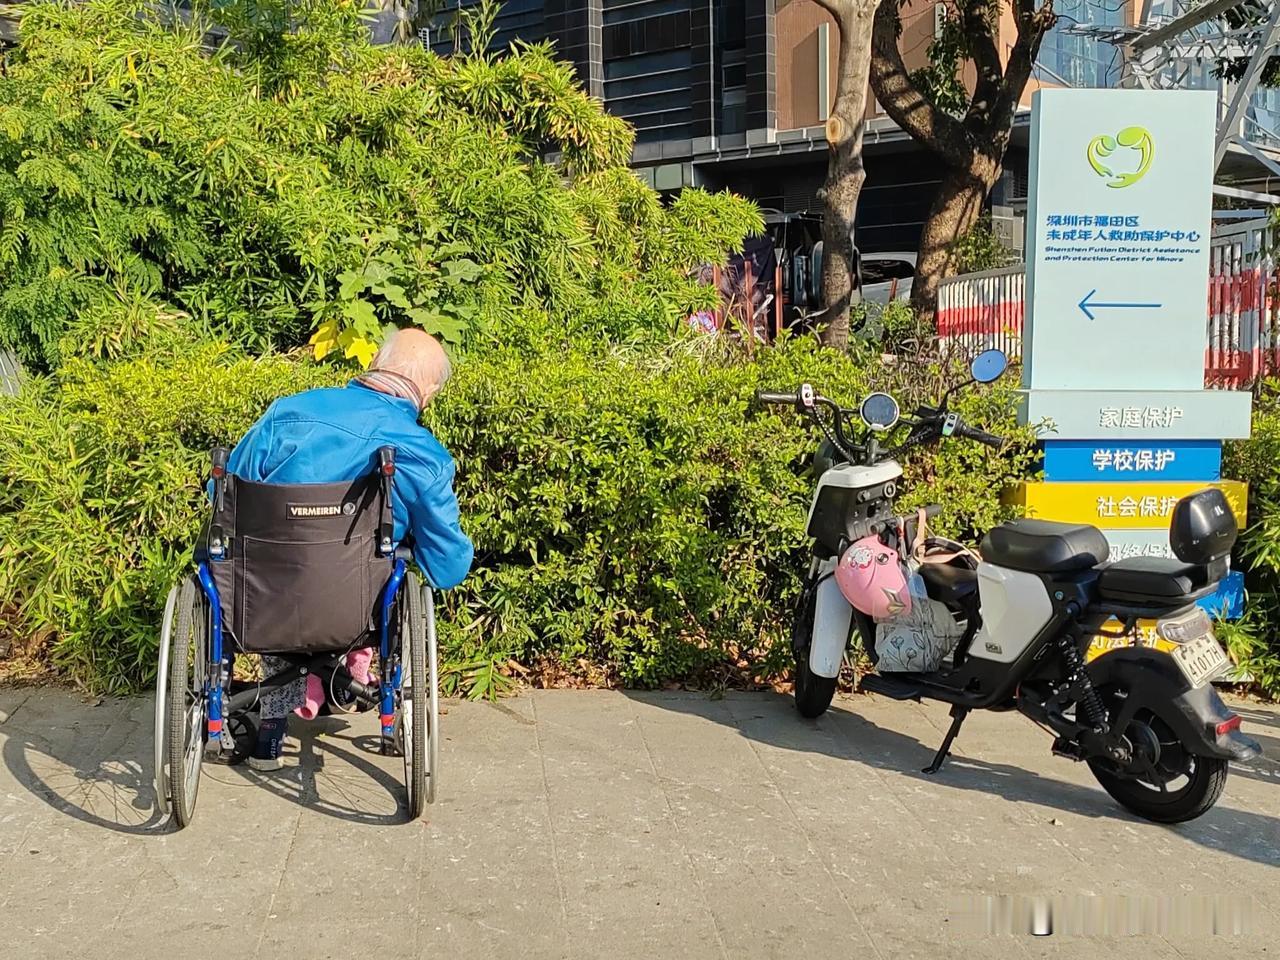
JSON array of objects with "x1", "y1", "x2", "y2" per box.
[{"x1": 836, "y1": 535, "x2": 911, "y2": 620}]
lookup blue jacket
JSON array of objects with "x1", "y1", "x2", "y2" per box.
[{"x1": 225, "y1": 381, "x2": 474, "y2": 589}]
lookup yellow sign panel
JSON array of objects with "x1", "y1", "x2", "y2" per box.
[
  {"x1": 1010, "y1": 480, "x2": 1247, "y2": 529},
  {"x1": 1085, "y1": 619, "x2": 1176, "y2": 662}
]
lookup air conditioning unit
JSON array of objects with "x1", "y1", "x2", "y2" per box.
[{"x1": 990, "y1": 205, "x2": 1026, "y2": 259}]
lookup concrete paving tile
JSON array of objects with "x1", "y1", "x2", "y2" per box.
[
  {"x1": 530, "y1": 689, "x2": 729, "y2": 960},
  {"x1": 627, "y1": 692, "x2": 881, "y2": 960},
  {"x1": 0, "y1": 687, "x2": 1275, "y2": 959}
]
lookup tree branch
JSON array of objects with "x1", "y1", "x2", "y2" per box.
[
  {"x1": 987, "y1": 0, "x2": 1055, "y2": 148},
  {"x1": 809, "y1": 0, "x2": 854, "y2": 22},
  {"x1": 1012, "y1": 0, "x2": 1037, "y2": 31},
  {"x1": 869, "y1": 1, "x2": 974, "y2": 169},
  {"x1": 960, "y1": 0, "x2": 1003, "y2": 128}
]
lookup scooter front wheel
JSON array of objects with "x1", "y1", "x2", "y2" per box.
[
  {"x1": 794, "y1": 650, "x2": 837, "y2": 719},
  {"x1": 791, "y1": 583, "x2": 837, "y2": 718}
]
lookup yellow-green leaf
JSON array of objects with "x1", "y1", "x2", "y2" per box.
[
  {"x1": 345, "y1": 333, "x2": 378, "y2": 368},
  {"x1": 309, "y1": 318, "x2": 341, "y2": 360}
]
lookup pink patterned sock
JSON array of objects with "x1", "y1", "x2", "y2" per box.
[
  {"x1": 345, "y1": 647, "x2": 374, "y2": 684},
  {"x1": 294, "y1": 674, "x2": 325, "y2": 720}
]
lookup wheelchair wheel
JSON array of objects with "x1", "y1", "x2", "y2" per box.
[
  {"x1": 165, "y1": 576, "x2": 209, "y2": 828},
  {"x1": 423, "y1": 582, "x2": 440, "y2": 806},
  {"x1": 397, "y1": 571, "x2": 430, "y2": 820},
  {"x1": 153, "y1": 583, "x2": 179, "y2": 818}
]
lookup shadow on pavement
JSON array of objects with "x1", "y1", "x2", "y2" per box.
[
  {"x1": 1227, "y1": 702, "x2": 1280, "y2": 788},
  {"x1": 1, "y1": 697, "x2": 166, "y2": 836},
  {"x1": 217, "y1": 718, "x2": 409, "y2": 827},
  {"x1": 628, "y1": 689, "x2": 1280, "y2": 870},
  {"x1": 1, "y1": 696, "x2": 407, "y2": 834}
]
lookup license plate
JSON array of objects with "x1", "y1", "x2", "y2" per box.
[{"x1": 1171, "y1": 632, "x2": 1230, "y2": 688}]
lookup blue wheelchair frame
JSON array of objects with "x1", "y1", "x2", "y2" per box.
[
  {"x1": 157, "y1": 443, "x2": 439, "y2": 828},
  {"x1": 197, "y1": 444, "x2": 411, "y2": 754},
  {"x1": 196, "y1": 558, "x2": 408, "y2": 751}
]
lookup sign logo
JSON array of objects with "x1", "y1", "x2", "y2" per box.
[
  {"x1": 1087, "y1": 126, "x2": 1154, "y2": 188},
  {"x1": 287, "y1": 503, "x2": 345, "y2": 519}
]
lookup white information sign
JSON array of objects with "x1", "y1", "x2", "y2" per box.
[
  {"x1": 1022, "y1": 89, "x2": 1215, "y2": 392},
  {"x1": 1020, "y1": 389, "x2": 1252, "y2": 439}
]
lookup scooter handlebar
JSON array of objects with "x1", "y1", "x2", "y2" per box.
[
  {"x1": 756, "y1": 390, "x2": 799, "y2": 406},
  {"x1": 954, "y1": 422, "x2": 1006, "y2": 449}
]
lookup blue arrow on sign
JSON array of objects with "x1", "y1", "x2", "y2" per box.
[{"x1": 1077, "y1": 289, "x2": 1162, "y2": 320}]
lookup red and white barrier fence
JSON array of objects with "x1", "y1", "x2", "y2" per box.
[
  {"x1": 937, "y1": 220, "x2": 1280, "y2": 389},
  {"x1": 936, "y1": 265, "x2": 1026, "y2": 362}
]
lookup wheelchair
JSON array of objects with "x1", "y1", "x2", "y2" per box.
[{"x1": 153, "y1": 446, "x2": 440, "y2": 828}]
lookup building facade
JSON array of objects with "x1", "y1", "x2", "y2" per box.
[
  {"x1": 424, "y1": 0, "x2": 1280, "y2": 254},
  {"x1": 426, "y1": 0, "x2": 1046, "y2": 253}
]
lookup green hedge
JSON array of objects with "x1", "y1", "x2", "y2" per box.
[
  {"x1": 1222, "y1": 380, "x2": 1280, "y2": 697},
  {"x1": 0, "y1": 337, "x2": 1036, "y2": 695},
  {"x1": 0, "y1": 344, "x2": 345, "y2": 687}
]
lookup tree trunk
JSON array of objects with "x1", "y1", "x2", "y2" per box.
[
  {"x1": 909, "y1": 158, "x2": 1000, "y2": 326},
  {"x1": 818, "y1": 3, "x2": 878, "y2": 350}
]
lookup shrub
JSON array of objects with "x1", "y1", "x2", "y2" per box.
[
  {"x1": 1222, "y1": 380, "x2": 1280, "y2": 697},
  {"x1": 0, "y1": 0, "x2": 760, "y2": 369},
  {"x1": 0, "y1": 343, "x2": 345, "y2": 690},
  {"x1": 0, "y1": 336, "x2": 1036, "y2": 694},
  {"x1": 951, "y1": 214, "x2": 1016, "y2": 275}
]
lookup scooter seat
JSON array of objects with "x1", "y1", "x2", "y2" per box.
[
  {"x1": 919, "y1": 563, "x2": 978, "y2": 605},
  {"x1": 1097, "y1": 557, "x2": 1217, "y2": 605},
  {"x1": 979, "y1": 519, "x2": 1110, "y2": 574}
]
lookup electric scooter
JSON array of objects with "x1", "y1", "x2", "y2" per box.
[{"x1": 756, "y1": 350, "x2": 1260, "y2": 823}]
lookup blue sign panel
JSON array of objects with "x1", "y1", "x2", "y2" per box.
[
  {"x1": 1042, "y1": 439, "x2": 1221, "y2": 482},
  {"x1": 1198, "y1": 570, "x2": 1245, "y2": 621}
]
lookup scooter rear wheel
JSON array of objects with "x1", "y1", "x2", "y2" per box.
[{"x1": 1087, "y1": 687, "x2": 1228, "y2": 823}]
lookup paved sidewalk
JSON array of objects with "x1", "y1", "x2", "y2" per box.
[{"x1": 0, "y1": 687, "x2": 1276, "y2": 959}]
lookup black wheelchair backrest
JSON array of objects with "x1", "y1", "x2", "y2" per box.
[{"x1": 204, "y1": 457, "x2": 396, "y2": 654}]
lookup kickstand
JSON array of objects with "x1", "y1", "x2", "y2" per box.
[{"x1": 923, "y1": 706, "x2": 969, "y2": 775}]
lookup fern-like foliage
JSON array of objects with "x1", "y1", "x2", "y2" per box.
[{"x1": 0, "y1": 0, "x2": 761, "y2": 369}]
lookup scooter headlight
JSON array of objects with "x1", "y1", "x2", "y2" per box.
[{"x1": 1156, "y1": 607, "x2": 1213, "y2": 645}]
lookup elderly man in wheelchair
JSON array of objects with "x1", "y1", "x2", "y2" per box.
[{"x1": 154, "y1": 329, "x2": 473, "y2": 827}]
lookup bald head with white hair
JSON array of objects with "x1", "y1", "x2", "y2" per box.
[{"x1": 363, "y1": 328, "x2": 452, "y2": 411}]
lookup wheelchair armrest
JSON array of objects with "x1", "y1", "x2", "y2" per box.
[
  {"x1": 193, "y1": 519, "x2": 212, "y2": 563},
  {"x1": 193, "y1": 518, "x2": 231, "y2": 562}
]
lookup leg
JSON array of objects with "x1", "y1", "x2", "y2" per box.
[{"x1": 251, "y1": 656, "x2": 306, "y2": 771}]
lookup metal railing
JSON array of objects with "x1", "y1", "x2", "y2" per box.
[{"x1": 0, "y1": 350, "x2": 21, "y2": 396}]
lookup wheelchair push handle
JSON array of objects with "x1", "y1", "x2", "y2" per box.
[
  {"x1": 210, "y1": 447, "x2": 230, "y2": 512},
  {"x1": 377, "y1": 446, "x2": 397, "y2": 556},
  {"x1": 205, "y1": 447, "x2": 233, "y2": 559},
  {"x1": 377, "y1": 445, "x2": 397, "y2": 476}
]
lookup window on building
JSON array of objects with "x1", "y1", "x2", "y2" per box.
[
  {"x1": 1036, "y1": 0, "x2": 1128, "y2": 89},
  {"x1": 1248, "y1": 88, "x2": 1280, "y2": 146},
  {"x1": 720, "y1": 46, "x2": 746, "y2": 135}
]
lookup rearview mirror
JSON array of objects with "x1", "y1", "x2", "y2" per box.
[
  {"x1": 970, "y1": 349, "x2": 1008, "y2": 384},
  {"x1": 859, "y1": 392, "x2": 900, "y2": 432}
]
